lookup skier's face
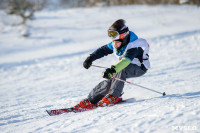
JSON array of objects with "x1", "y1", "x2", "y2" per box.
[{"x1": 113, "y1": 41, "x2": 122, "y2": 48}]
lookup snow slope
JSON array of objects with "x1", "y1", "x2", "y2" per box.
[{"x1": 0, "y1": 5, "x2": 200, "y2": 133}]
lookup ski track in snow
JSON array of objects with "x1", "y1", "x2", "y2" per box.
[{"x1": 0, "y1": 5, "x2": 200, "y2": 133}]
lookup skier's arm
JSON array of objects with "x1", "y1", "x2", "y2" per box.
[
  {"x1": 112, "y1": 47, "x2": 142, "y2": 73},
  {"x1": 112, "y1": 58, "x2": 131, "y2": 73},
  {"x1": 90, "y1": 44, "x2": 113, "y2": 60},
  {"x1": 83, "y1": 44, "x2": 113, "y2": 69},
  {"x1": 102, "y1": 47, "x2": 142, "y2": 79}
]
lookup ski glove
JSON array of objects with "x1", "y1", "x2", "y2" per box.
[
  {"x1": 83, "y1": 56, "x2": 93, "y2": 69},
  {"x1": 102, "y1": 66, "x2": 116, "y2": 79},
  {"x1": 102, "y1": 58, "x2": 131, "y2": 79}
]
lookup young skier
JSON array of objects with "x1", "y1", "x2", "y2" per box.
[{"x1": 74, "y1": 19, "x2": 150, "y2": 109}]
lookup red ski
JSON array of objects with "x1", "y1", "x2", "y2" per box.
[
  {"x1": 46, "y1": 98, "x2": 135, "y2": 116},
  {"x1": 46, "y1": 107, "x2": 97, "y2": 116}
]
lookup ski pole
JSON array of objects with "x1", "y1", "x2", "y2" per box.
[
  {"x1": 91, "y1": 65, "x2": 166, "y2": 96},
  {"x1": 91, "y1": 65, "x2": 108, "y2": 69},
  {"x1": 112, "y1": 77, "x2": 166, "y2": 96}
]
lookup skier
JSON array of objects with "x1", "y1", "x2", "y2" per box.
[{"x1": 74, "y1": 19, "x2": 150, "y2": 109}]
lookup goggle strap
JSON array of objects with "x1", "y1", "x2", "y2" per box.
[
  {"x1": 120, "y1": 25, "x2": 127, "y2": 30},
  {"x1": 118, "y1": 27, "x2": 129, "y2": 34}
]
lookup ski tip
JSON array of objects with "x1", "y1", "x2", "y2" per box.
[{"x1": 46, "y1": 110, "x2": 51, "y2": 116}]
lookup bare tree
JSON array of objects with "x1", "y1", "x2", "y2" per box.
[{"x1": 7, "y1": 0, "x2": 36, "y2": 25}]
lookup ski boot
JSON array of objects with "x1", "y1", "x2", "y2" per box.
[
  {"x1": 74, "y1": 99, "x2": 96, "y2": 110},
  {"x1": 97, "y1": 94, "x2": 122, "y2": 107}
]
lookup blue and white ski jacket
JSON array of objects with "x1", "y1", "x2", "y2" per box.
[{"x1": 90, "y1": 31, "x2": 150, "y2": 70}]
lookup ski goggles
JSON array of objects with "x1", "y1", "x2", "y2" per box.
[
  {"x1": 108, "y1": 30, "x2": 129, "y2": 40},
  {"x1": 108, "y1": 26, "x2": 129, "y2": 40}
]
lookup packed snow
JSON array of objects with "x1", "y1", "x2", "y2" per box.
[{"x1": 0, "y1": 5, "x2": 200, "y2": 133}]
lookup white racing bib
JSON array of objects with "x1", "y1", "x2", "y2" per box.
[{"x1": 113, "y1": 38, "x2": 150, "y2": 69}]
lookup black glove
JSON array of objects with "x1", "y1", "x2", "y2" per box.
[
  {"x1": 102, "y1": 66, "x2": 116, "y2": 79},
  {"x1": 83, "y1": 56, "x2": 93, "y2": 69}
]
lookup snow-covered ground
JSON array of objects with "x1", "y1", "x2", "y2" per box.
[{"x1": 0, "y1": 5, "x2": 200, "y2": 133}]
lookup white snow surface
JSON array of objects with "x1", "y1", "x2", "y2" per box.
[{"x1": 0, "y1": 5, "x2": 200, "y2": 133}]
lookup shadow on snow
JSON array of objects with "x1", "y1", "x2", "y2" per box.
[{"x1": 0, "y1": 49, "x2": 95, "y2": 70}]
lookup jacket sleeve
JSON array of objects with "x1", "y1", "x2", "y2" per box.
[
  {"x1": 90, "y1": 44, "x2": 113, "y2": 60},
  {"x1": 123, "y1": 47, "x2": 144, "y2": 62},
  {"x1": 113, "y1": 47, "x2": 144, "y2": 73}
]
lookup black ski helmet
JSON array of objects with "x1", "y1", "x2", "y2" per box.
[{"x1": 108, "y1": 19, "x2": 130, "y2": 50}]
